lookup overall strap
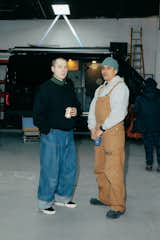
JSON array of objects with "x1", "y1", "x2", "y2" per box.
[
  {"x1": 107, "y1": 81, "x2": 124, "y2": 96},
  {"x1": 97, "y1": 82, "x2": 106, "y2": 96}
]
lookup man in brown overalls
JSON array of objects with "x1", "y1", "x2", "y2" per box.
[{"x1": 88, "y1": 57, "x2": 129, "y2": 219}]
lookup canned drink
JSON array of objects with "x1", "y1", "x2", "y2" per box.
[
  {"x1": 65, "y1": 107, "x2": 72, "y2": 119},
  {"x1": 94, "y1": 137, "x2": 101, "y2": 146}
]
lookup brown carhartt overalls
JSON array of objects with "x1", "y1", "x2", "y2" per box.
[{"x1": 94, "y1": 81, "x2": 126, "y2": 212}]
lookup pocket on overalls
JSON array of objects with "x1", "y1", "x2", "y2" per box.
[{"x1": 102, "y1": 125, "x2": 125, "y2": 153}]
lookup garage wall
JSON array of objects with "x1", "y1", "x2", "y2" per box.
[
  {"x1": 0, "y1": 17, "x2": 159, "y2": 82},
  {"x1": 155, "y1": 30, "x2": 160, "y2": 87}
]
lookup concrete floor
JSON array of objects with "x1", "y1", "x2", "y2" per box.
[{"x1": 0, "y1": 132, "x2": 160, "y2": 240}]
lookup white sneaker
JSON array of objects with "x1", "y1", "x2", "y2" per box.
[
  {"x1": 54, "y1": 201, "x2": 77, "y2": 208},
  {"x1": 40, "y1": 207, "x2": 56, "y2": 215}
]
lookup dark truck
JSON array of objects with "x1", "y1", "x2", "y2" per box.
[{"x1": 4, "y1": 46, "x2": 144, "y2": 133}]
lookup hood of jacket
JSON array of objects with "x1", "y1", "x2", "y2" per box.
[{"x1": 143, "y1": 87, "x2": 160, "y2": 100}]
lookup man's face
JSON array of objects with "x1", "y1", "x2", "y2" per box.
[
  {"x1": 51, "y1": 59, "x2": 68, "y2": 80},
  {"x1": 101, "y1": 65, "x2": 117, "y2": 81}
]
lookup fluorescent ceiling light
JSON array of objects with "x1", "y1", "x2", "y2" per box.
[{"x1": 51, "y1": 4, "x2": 70, "y2": 15}]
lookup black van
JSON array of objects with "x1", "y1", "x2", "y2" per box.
[{"x1": 4, "y1": 46, "x2": 144, "y2": 132}]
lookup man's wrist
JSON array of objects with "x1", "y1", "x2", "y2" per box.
[{"x1": 100, "y1": 125, "x2": 105, "y2": 132}]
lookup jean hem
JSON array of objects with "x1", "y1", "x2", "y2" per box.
[
  {"x1": 55, "y1": 194, "x2": 72, "y2": 203},
  {"x1": 38, "y1": 199, "x2": 53, "y2": 210}
]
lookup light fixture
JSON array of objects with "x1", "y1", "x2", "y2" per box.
[
  {"x1": 37, "y1": 1, "x2": 83, "y2": 47},
  {"x1": 67, "y1": 59, "x2": 79, "y2": 71},
  {"x1": 90, "y1": 61, "x2": 99, "y2": 70},
  {"x1": 51, "y1": 4, "x2": 70, "y2": 15}
]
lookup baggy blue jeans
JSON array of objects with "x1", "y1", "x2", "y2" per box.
[{"x1": 38, "y1": 129, "x2": 77, "y2": 209}]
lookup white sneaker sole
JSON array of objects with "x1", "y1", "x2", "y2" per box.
[
  {"x1": 54, "y1": 202, "x2": 77, "y2": 208},
  {"x1": 40, "y1": 209, "x2": 56, "y2": 215}
]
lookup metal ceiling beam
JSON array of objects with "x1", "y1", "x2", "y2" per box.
[
  {"x1": 37, "y1": 15, "x2": 60, "y2": 46},
  {"x1": 37, "y1": 0, "x2": 47, "y2": 19}
]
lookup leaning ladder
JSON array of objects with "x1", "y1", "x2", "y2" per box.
[{"x1": 130, "y1": 27, "x2": 145, "y2": 77}]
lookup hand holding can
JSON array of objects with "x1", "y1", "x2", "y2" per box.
[{"x1": 65, "y1": 107, "x2": 72, "y2": 119}]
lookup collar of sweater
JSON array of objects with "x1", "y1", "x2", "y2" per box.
[{"x1": 50, "y1": 76, "x2": 66, "y2": 86}]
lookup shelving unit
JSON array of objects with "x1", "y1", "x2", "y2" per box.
[
  {"x1": 0, "y1": 65, "x2": 7, "y2": 120},
  {"x1": 22, "y1": 117, "x2": 39, "y2": 142}
]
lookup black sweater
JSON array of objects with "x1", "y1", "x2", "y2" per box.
[{"x1": 33, "y1": 79, "x2": 81, "y2": 134}]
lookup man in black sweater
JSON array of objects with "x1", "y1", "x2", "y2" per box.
[
  {"x1": 133, "y1": 78, "x2": 160, "y2": 172},
  {"x1": 33, "y1": 57, "x2": 81, "y2": 214}
]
